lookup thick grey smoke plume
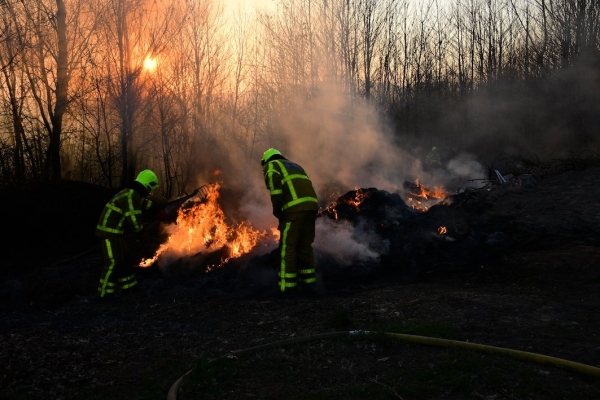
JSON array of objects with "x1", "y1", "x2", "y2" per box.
[
  {"x1": 206, "y1": 55, "x2": 600, "y2": 271},
  {"x1": 231, "y1": 83, "x2": 485, "y2": 267}
]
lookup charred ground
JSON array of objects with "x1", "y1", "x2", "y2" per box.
[{"x1": 1, "y1": 158, "x2": 600, "y2": 400}]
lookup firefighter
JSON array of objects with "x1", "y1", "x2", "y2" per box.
[
  {"x1": 425, "y1": 146, "x2": 441, "y2": 167},
  {"x1": 261, "y1": 148, "x2": 319, "y2": 295},
  {"x1": 95, "y1": 169, "x2": 158, "y2": 299}
]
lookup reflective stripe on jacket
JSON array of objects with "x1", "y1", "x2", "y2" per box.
[
  {"x1": 263, "y1": 159, "x2": 318, "y2": 214},
  {"x1": 95, "y1": 188, "x2": 152, "y2": 237}
]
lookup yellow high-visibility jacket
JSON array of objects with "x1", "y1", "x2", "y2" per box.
[
  {"x1": 95, "y1": 186, "x2": 152, "y2": 237},
  {"x1": 263, "y1": 158, "x2": 318, "y2": 216}
]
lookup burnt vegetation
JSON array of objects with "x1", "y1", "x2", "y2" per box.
[{"x1": 2, "y1": 155, "x2": 600, "y2": 399}]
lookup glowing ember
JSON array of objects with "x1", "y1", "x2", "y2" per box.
[
  {"x1": 140, "y1": 183, "x2": 269, "y2": 269},
  {"x1": 438, "y1": 226, "x2": 447, "y2": 234},
  {"x1": 321, "y1": 201, "x2": 339, "y2": 219},
  {"x1": 407, "y1": 197, "x2": 428, "y2": 212},
  {"x1": 319, "y1": 187, "x2": 370, "y2": 220},
  {"x1": 347, "y1": 187, "x2": 369, "y2": 209}
]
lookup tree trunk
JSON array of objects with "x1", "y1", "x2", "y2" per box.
[{"x1": 47, "y1": 0, "x2": 69, "y2": 181}]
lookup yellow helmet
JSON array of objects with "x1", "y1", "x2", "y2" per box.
[
  {"x1": 261, "y1": 148, "x2": 282, "y2": 166},
  {"x1": 135, "y1": 169, "x2": 159, "y2": 192}
]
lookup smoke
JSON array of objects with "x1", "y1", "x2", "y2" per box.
[
  {"x1": 440, "y1": 153, "x2": 488, "y2": 190},
  {"x1": 314, "y1": 218, "x2": 381, "y2": 267},
  {"x1": 216, "y1": 83, "x2": 487, "y2": 271},
  {"x1": 184, "y1": 54, "x2": 599, "y2": 278},
  {"x1": 276, "y1": 83, "x2": 418, "y2": 193},
  {"x1": 447, "y1": 155, "x2": 485, "y2": 178},
  {"x1": 433, "y1": 55, "x2": 600, "y2": 163}
]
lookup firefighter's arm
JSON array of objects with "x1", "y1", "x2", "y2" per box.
[
  {"x1": 264, "y1": 165, "x2": 283, "y2": 218},
  {"x1": 132, "y1": 203, "x2": 147, "y2": 238},
  {"x1": 271, "y1": 202, "x2": 282, "y2": 219},
  {"x1": 124, "y1": 192, "x2": 151, "y2": 237}
]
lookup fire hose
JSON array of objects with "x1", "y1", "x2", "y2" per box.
[{"x1": 167, "y1": 330, "x2": 600, "y2": 400}]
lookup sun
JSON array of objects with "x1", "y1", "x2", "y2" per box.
[{"x1": 143, "y1": 57, "x2": 157, "y2": 72}]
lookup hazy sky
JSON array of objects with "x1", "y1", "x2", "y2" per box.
[
  {"x1": 225, "y1": 0, "x2": 276, "y2": 13},
  {"x1": 226, "y1": 0, "x2": 455, "y2": 14}
]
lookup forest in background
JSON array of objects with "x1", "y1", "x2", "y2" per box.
[{"x1": 0, "y1": 0, "x2": 598, "y2": 199}]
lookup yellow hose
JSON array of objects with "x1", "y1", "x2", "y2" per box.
[
  {"x1": 381, "y1": 332, "x2": 600, "y2": 378},
  {"x1": 167, "y1": 330, "x2": 600, "y2": 400}
]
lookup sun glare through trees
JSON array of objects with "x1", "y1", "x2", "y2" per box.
[
  {"x1": 143, "y1": 57, "x2": 158, "y2": 72},
  {"x1": 0, "y1": 0, "x2": 598, "y2": 197}
]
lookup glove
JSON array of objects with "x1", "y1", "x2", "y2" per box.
[{"x1": 156, "y1": 209, "x2": 168, "y2": 221}]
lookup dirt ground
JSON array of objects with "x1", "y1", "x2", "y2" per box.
[{"x1": 1, "y1": 163, "x2": 600, "y2": 400}]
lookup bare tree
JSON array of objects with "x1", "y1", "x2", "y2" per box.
[
  {"x1": 2, "y1": 0, "x2": 71, "y2": 181},
  {"x1": 358, "y1": 0, "x2": 386, "y2": 101},
  {"x1": 96, "y1": 0, "x2": 179, "y2": 187},
  {"x1": 146, "y1": 73, "x2": 181, "y2": 199},
  {"x1": 0, "y1": 1, "x2": 29, "y2": 182},
  {"x1": 179, "y1": 0, "x2": 228, "y2": 175}
]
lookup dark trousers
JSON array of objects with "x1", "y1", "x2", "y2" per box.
[
  {"x1": 278, "y1": 211, "x2": 317, "y2": 292},
  {"x1": 98, "y1": 236, "x2": 138, "y2": 297}
]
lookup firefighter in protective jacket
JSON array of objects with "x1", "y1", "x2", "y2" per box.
[
  {"x1": 261, "y1": 148, "x2": 319, "y2": 293},
  {"x1": 95, "y1": 169, "x2": 158, "y2": 298}
]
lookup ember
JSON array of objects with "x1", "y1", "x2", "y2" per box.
[
  {"x1": 320, "y1": 187, "x2": 370, "y2": 220},
  {"x1": 140, "y1": 183, "x2": 270, "y2": 270},
  {"x1": 347, "y1": 187, "x2": 369, "y2": 210}
]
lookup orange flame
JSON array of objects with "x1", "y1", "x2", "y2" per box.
[
  {"x1": 321, "y1": 202, "x2": 339, "y2": 219},
  {"x1": 438, "y1": 226, "x2": 447, "y2": 234},
  {"x1": 407, "y1": 197, "x2": 428, "y2": 212},
  {"x1": 407, "y1": 179, "x2": 449, "y2": 212},
  {"x1": 321, "y1": 187, "x2": 370, "y2": 219},
  {"x1": 140, "y1": 183, "x2": 268, "y2": 269},
  {"x1": 347, "y1": 187, "x2": 369, "y2": 210},
  {"x1": 410, "y1": 179, "x2": 448, "y2": 200},
  {"x1": 270, "y1": 227, "x2": 280, "y2": 241}
]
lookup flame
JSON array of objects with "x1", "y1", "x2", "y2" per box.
[
  {"x1": 438, "y1": 226, "x2": 447, "y2": 234},
  {"x1": 140, "y1": 183, "x2": 268, "y2": 269},
  {"x1": 410, "y1": 179, "x2": 448, "y2": 200},
  {"x1": 347, "y1": 187, "x2": 369, "y2": 210},
  {"x1": 321, "y1": 201, "x2": 339, "y2": 219},
  {"x1": 270, "y1": 227, "x2": 280, "y2": 241},
  {"x1": 407, "y1": 179, "x2": 449, "y2": 212},
  {"x1": 407, "y1": 197, "x2": 428, "y2": 212},
  {"x1": 320, "y1": 187, "x2": 370, "y2": 219}
]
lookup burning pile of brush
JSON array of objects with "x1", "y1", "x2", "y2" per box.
[
  {"x1": 137, "y1": 175, "x2": 506, "y2": 289},
  {"x1": 139, "y1": 183, "x2": 276, "y2": 273}
]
